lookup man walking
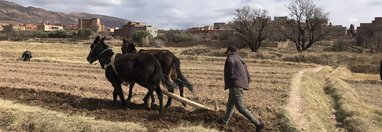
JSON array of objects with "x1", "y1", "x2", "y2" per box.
[{"x1": 219, "y1": 46, "x2": 264, "y2": 132}]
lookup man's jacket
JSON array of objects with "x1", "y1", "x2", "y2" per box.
[{"x1": 224, "y1": 53, "x2": 251, "y2": 90}]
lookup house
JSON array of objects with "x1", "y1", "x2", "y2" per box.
[
  {"x1": 77, "y1": 18, "x2": 105, "y2": 32},
  {"x1": 37, "y1": 23, "x2": 64, "y2": 32},
  {"x1": 114, "y1": 21, "x2": 158, "y2": 38}
]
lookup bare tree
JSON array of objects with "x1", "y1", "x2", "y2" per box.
[
  {"x1": 369, "y1": 31, "x2": 382, "y2": 52},
  {"x1": 232, "y1": 6, "x2": 271, "y2": 52},
  {"x1": 285, "y1": 0, "x2": 329, "y2": 52}
]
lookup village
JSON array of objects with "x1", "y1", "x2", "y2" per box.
[
  {"x1": 1, "y1": 15, "x2": 381, "y2": 52},
  {"x1": 0, "y1": 0, "x2": 381, "y2": 132}
]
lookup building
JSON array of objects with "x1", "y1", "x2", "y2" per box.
[
  {"x1": 325, "y1": 24, "x2": 347, "y2": 38},
  {"x1": 22, "y1": 24, "x2": 37, "y2": 31},
  {"x1": 77, "y1": 18, "x2": 105, "y2": 32},
  {"x1": 269, "y1": 16, "x2": 289, "y2": 41},
  {"x1": 114, "y1": 21, "x2": 158, "y2": 38},
  {"x1": 64, "y1": 24, "x2": 78, "y2": 31},
  {"x1": 2, "y1": 24, "x2": 26, "y2": 32},
  {"x1": 37, "y1": 23, "x2": 64, "y2": 32},
  {"x1": 347, "y1": 24, "x2": 355, "y2": 36},
  {"x1": 186, "y1": 22, "x2": 234, "y2": 40},
  {"x1": 356, "y1": 17, "x2": 382, "y2": 51}
]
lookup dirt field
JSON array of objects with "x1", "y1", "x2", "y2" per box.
[
  {"x1": 345, "y1": 74, "x2": 382, "y2": 109},
  {"x1": 0, "y1": 41, "x2": 319, "y2": 131}
]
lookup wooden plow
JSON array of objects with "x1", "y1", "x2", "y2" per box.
[{"x1": 160, "y1": 88, "x2": 218, "y2": 111}]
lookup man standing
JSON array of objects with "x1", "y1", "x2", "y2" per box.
[{"x1": 220, "y1": 46, "x2": 264, "y2": 132}]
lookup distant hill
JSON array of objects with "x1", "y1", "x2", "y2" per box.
[
  {"x1": 0, "y1": 0, "x2": 128, "y2": 28},
  {"x1": 69, "y1": 12, "x2": 128, "y2": 28}
]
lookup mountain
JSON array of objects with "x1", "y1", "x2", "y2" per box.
[{"x1": 0, "y1": 0, "x2": 128, "y2": 28}]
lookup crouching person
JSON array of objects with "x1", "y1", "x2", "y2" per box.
[
  {"x1": 219, "y1": 46, "x2": 264, "y2": 132},
  {"x1": 22, "y1": 50, "x2": 32, "y2": 61}
]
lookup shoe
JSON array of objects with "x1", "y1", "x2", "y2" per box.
[{"x1": 256, "y1": 122, "x2": 264, "y2": 132}]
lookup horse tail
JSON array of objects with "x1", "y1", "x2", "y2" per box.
[
  {"x1": 173, "y1": 57, "x2": 194, "y2": 92},
  {"x1": 154, "y1": 58, "x2": 176, "y2": 90}
]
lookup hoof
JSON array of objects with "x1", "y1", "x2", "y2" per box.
[
  {"x1": 144, "y1": 103, "x2": 152, "y2": 111},
  {"x1": 164, "y1": 104, "x2": 171, "y2": 108},
  {"x1": 182, "y1": 103, "x2": 187, "y2": 107}
]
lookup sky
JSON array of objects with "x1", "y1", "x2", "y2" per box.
[{"x1": 11, "y1": 0, "x2": 382, "y2": 29}]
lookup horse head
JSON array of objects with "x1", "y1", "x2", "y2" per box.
[
  {"x1": 121, "y1": 38, "x2": 137, "y2": 54},
  {"x1": 87, "y1": 36, "x2": 110, "y2": 64}
]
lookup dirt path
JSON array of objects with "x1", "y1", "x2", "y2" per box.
[{"x1": 286, "y1": 66, "x2": 323, "y2": 131}]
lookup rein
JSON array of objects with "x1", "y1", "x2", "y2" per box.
[{"x1": 88, "y1": 48, "x2": 112, "y2": 63}]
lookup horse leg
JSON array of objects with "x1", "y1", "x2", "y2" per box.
[
  {"x1": 112, "y1": 83, "x2": 126, "y2": 108},
  {"x1": 126, "y1": 83, "x2": 135, "y2": 103},
  {"x1": 155, "y1": 84, "x2": 163, "y2": 113},
  {"x1": 150, "y1": 92, "x2": 155, "y2": 108},
  {"x1": 178, "y1": 83, "x2": 187, "y2": 107},
  {"x1": 143, "y1": 89, "x2": 154, "y2": 111},
  {"x1": 164, "y1": 88, "x2": 174, "y2": 108},
  {"x1": 113, "y1": 89, "x2": 118, "y2": 106},
  {"x1": 164, "y1": 67, "x2": 175, "y2": 108}
]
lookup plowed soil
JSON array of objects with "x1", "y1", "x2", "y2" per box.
[{"x1": 0, "y1": 42, "x2": 314, "y2": 131}]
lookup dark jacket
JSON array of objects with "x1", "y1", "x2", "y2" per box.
[{"x1": 224, "y1": 53, "x2": 251, "y2": 90}]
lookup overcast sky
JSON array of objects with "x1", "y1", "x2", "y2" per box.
[{"x1": 12, "y1": 0, "x2": 382, "y2": 29}]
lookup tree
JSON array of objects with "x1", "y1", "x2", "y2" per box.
[
  {"x1": 285, "y1": 0, "x2": 329, "y2": 52},
  {"x1": 132, "y1": 30, "x2": 152, "y2": 47},
  {"x1": 232, "y1": 6, "x2": 271, "y2": 52},
  {"x1": 77, "y1": 28, "x2": 94, "y2": 38}
]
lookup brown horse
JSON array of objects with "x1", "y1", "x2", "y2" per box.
[
  {"x1": 87, "y1": 36, "x2": 174, "y2": 113},
  {"x1": 121, "y1": 39, "x2": 193, "y2": 107}
]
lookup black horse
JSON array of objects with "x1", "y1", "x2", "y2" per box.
[
  {"x1": 87, "y1": 36, "x2": 174, "y2": 113},
  {"x1": 22, "y1": 50, "x2": 32, "y2": 61},
  {"x1": 121, "y1": 39, "x2": 193, "y2": 107}
]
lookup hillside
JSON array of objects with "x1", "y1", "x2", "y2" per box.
[
  {"x1": 69, "y1": 12, "x2": 128, "y2": 28},
  {"x1": 0, "y1": 0, "x2": 128, "y2": 28}
]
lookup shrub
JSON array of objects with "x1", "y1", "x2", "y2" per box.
[
  {"x1": 164, "y1": 30, "x2": 198, "y2": 43},
  {"x1": 332, "y1": 39, "x2": 348, "y2": 51},
  {"x1": 77, "y1": 28, "x2": 94, "y2": 38}
]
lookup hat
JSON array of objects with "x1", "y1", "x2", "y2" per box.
[{"x1": 226, "y1": 46, "x2": 237, "y2": 54}]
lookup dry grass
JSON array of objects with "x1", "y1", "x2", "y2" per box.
[
  {"x1": 281, "y1": 52, "x2": 381, "y2": 74},
  {"x1": 0, "y1": 41, "x2": 315, "y2": 131},
  {"x1": 1, "y1": 40, "x2": 380, "y2": 131},
  {"x1": 0, "y1": 99, "x2": 147, "y2": 132},
  {"x1": 326, "y1": 67, "x2": 382, "y2": 132},
  {"x1": 284, "y1": 66, "x2": 338, "y2": 131},
  {"x1": 298, "y1": 67, "x2": 337, "y2": 131},
  {"x1": 161, "y1": 123, "x2": 218, "y2": 132}
]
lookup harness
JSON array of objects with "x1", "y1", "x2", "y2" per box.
[
  {"x1": 105, "y1": 53, "x2": 129, "y2": 85},
  {"x1": 105, "y1": 53, "x2": 119, "y2": 76},
  {"x1": 88, "y1": 48, "x2": 112, "y2": 63}
]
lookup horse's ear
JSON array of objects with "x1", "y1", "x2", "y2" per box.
[
  {"x1": 101, "y1": 36, "x2": 106, "y2": 42},
  {"x1": 93, "y1": 36, "x2": 100, "y2": 44}
]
